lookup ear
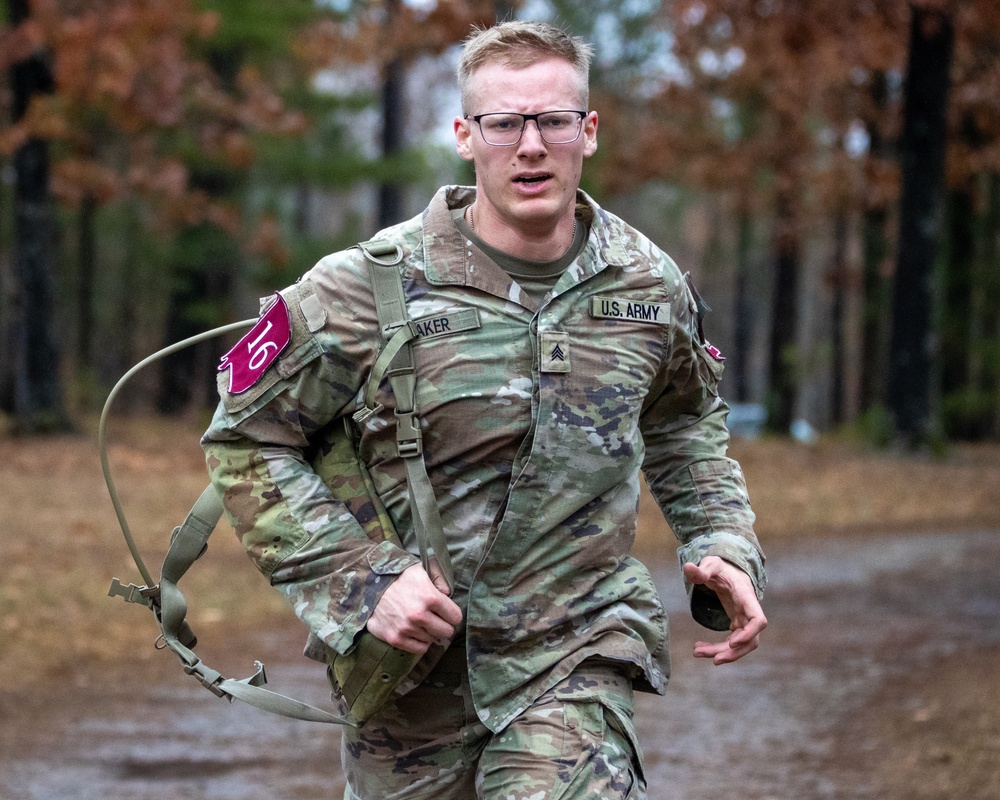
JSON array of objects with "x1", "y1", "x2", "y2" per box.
[
  {"x1": 582, "y1": 111, "x2": 598, "y2": 158},
  {"x1": 455, "y1": 116, "x2": 475, "y2": 162}
]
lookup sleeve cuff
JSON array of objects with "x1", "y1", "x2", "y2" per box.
[{"x1": 278, "y1": 539, "x2": 421, "y2": 655}]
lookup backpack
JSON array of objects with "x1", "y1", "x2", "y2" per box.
[{"x1": 102, "y1": 240, "x2": 451, "y2": 727}]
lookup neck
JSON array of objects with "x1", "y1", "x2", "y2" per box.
[{"x1": 468, "y1": 203, "x2": 577, "y2": 262}]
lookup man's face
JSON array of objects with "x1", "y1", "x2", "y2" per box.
[{"x1": 454, "y1": 57, "x2": 598, "y2": 237}]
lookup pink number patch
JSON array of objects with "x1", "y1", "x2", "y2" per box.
[{"x1": 218, "y1": 294, "x2": 291, "y2": 394}]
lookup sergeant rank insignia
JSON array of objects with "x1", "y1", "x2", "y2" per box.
[{"x1": 540, "y1": 330, "x2": 570, "y2": 372}]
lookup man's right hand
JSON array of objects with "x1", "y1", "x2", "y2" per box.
[{"x1": 365, "y1": 562, "x2": 463, "y2": 655}]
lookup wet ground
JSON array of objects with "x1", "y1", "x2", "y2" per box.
[{"x1": 2, "y1": 527, "x2": 999, "y2": 800}]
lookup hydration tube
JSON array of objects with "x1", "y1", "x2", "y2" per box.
[{"x1": 99, "y1": 318, "x2": 353, "y2": 724}]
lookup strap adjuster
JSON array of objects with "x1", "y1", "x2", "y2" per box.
[
  {"x1": 358, "y1": 239, "x2": 403, "y2": 266},
  {"x1": 183, "y1": 658, "x2": 228, "y2": 698},
  {"x1": 353, "y1": 402, "x2": 384, "y2": 424},
  {"x1": 108, "y1": 578, "x2": 159, "y2": 609},
  {"x1": 395, "y1": 410, "x2": 423, "y2": 457}
]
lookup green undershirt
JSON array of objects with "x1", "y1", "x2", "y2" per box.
[{"x1": 453, "y1": 209, "x2": 587, "y2": 304}]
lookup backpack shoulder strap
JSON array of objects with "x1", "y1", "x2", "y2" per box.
[{"x1": 354, "y1": 239, "x2": 455, "y2": 592}]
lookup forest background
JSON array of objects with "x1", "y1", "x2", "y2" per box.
[{"x1": 1, "y1": 0, "x2": 999, "y2": 449}]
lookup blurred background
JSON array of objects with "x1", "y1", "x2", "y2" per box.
[
  {"x1": 3, "y1": 4, "x2": 1000, "y2": 798},
  {"x1": 2, "y1": 0, "x2": 998, "y2": 449}
]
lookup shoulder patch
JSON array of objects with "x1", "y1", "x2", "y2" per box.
[{"x1": 218, "y1": 293, "x2": 291, "y2": 394}]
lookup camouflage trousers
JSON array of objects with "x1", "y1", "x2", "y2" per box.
[{"x1": 340, "y1": 654, "x2": 647, "y2": 800}]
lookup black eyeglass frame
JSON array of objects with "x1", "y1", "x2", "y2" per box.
[{"x1": 464, "y1": 110, "x2": 589, "y2": 146}]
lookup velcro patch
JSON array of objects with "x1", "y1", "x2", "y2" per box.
[
  {"x1": 541, "y1": 330, "x2": 570, "y2": 372},
  {"x1": 218, "y1": 293, "x2": 291, "y2": 394},
  {"x1": 590, "y1": 297, "x2": 670, "y2": 325},
  {"x1": 412, "y1": 309, "x2": 480, "y2": 339}
]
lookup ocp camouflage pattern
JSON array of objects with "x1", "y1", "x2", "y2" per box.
[
  {"x1": 341, "y1": 661, "x2": 646, "y2": 799},
  {"x1": 202, "y1": 185, "x2": 766, "y2": 733}
]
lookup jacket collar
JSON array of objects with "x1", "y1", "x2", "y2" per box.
[{"x1": 420, "y1": 186, "x2": 633, "y2": 294}]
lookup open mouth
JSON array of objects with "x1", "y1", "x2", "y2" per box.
[{"x1": 514, "y1": 174, "x2": 551, "y2": 186}]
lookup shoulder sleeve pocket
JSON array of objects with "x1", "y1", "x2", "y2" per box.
[{"x1": 220, "y1": 281, "x2": 323, "y2": 415}]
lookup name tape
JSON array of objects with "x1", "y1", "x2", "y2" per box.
[
  {"x1": 590, "y1": 297, "x2": 670, "y2": 325},
  {"x1": 411, "y1": 309, "x2": 481, "y2": 339}
]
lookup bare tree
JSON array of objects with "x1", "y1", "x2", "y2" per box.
[
  {"x1": 3, "y1": 0, "x2": 70, "y2": 432},
  {"x1": 886, "y1": 4, "x2": 954, "y2": 447}
]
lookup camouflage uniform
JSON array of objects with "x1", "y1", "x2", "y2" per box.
[
  {"x1": 202, "y1": 185, "x2": 765, "y2": 798},
  {"x1": 341, "y1": 657, "x2": 643, "y2": 799}
]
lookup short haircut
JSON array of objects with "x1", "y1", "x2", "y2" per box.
[{"x1": 457, "y1": 21, "x2": 593, "y2": 113}]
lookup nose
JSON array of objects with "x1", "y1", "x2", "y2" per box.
[{"x1": 517, "y1": 119, "x2": 546, "y2": 151}]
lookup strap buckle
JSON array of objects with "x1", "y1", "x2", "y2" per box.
[
  {"x1": 183, "y1": 658, "x2": 228, "y2": 698},
  {"x1": 108, "y1": 578, "x2": 159, "y2": 609},
  {"x1": 395, "y1": 410, "x2": 423, "y2": 458},
  {"x1": 353, "y1": 402, "x2": 385, "y2": 425},
  {"x1": 182, "y1": 658, "x2": 268, "y2": 700},
  {"x1": 358, "y1": 239, "x2": 403, "y2": 266}
]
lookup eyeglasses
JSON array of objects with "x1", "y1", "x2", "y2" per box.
[{"x1": 464, "y1": 110, "x2": 588, "y2": 146}]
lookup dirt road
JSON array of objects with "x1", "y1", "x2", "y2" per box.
[{"x1": 2, "y1": 527, "x2": 999, "y2": 800}]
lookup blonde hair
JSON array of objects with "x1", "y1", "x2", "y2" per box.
[{"x1": 457, "y1": 21, "x2": 593, "y2": 113}]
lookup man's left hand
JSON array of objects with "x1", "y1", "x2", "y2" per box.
[{"x1": 683, "y1": 556, "x2": 767, "y2": 665}]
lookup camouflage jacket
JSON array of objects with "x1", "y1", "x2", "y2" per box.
[{"x1": 202, "y1": 185, "x2": 765, "y2": 732}]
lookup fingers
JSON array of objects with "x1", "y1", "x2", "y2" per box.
[
  {"x1": 692, "y1": 603, "x2": 767, "y2": 664},
  {"x1": 367, "y1": 604, "x2": 449, "y2": 655},
  {"x1": 366, "y1": 564, "x2": 463, "y2": 654},
  {"x1": 692, "y1": 621, "x2": 764, "y2": 664},
  {"x1": 684, "y1": 557, "x2": 767, "y2": 665},
  {"x1": 380, "y1": 628, "x2": 437, "y2": 656},
  {"x1": 426, "y1": 556, "x2": 454, "y2": 596}
]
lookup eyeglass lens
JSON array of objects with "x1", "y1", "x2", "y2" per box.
[{"x1": 476, "y1": 112, "x2": 584, "y2": 145}]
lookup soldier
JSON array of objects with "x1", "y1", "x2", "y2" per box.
[{"x1": 202, "y1": 20, "x2": 766, "y2": 800}]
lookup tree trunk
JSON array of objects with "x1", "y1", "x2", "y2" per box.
[
  {"x1": 859, "y1": 205, "x2": 891, "y2": 412},
  {"x1": 378, "y1": 0, "x2": 405, "y2": 229},
  {"x1": 971, "y1": 172, "x2": 1000, "y2": 439},
  {"x1": 886, "y1": 5, "x2": 954, "y2": 447},
  {"x1": 732, "y1": 207, "x2": 754, "y2": 403},
  {"x1": 157, "y1": 40, "x2": 243, "y2": 415},
  {"x1": 829, "y1": 211, "x2": 849, "y2": 427},
  {"x1": 77, "y1": 193, "x2": 97, "y2": 374},
  {"x1": 4, "y1": 0, "x2": 71, "y2": 431},
  {"x1": 859, "y1": 71, "x2": 893, "y2": 414},
  {"x1": 0, "y1": 155, "x2": 12, "y2": 412},
  {"x1": 939, "y1": 182, "x2": 975, "y2": 437},
  {"x1": 157, "y1": 223, "x2": 235, "y2": 415},
  {"x1": 766, "y1": 188, "x2": 799, "y2": 434},
  {"x1": 379, "y1": 55, "x2": 406, "y2": 228}
]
